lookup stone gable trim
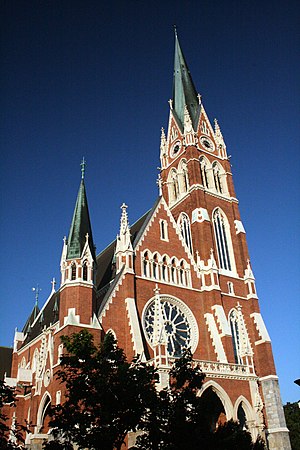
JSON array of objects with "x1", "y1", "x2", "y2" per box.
[
  {"x1": 204, "y1": 313, "x2": 228, "y2": 362},
  {"x1": 125, "y1": 298, "x2": 145, "y2": 359},
  {"x1": 98, "y1": 272, "x2": 126, "y2": 321}
]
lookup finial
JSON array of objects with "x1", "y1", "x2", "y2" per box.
[
  {"x1": 173, "y1": 24, "x2": 178, "y2": 38},
  {"x1": 51, "y1": 278, "x2": 56, "y2": 293},
  {"x1": 168, "y1": 99, "x2": 173, "y2": 110},
  {"x1": 80, "y1": 157, "x2": 86, "y2": 180},
  {"x1": 156, "y1": 173, "x2": 163, "y2": 196},
  {"x1": 197, "y1": 93, "x2": 202, "y2": 105},
  {"x1": 32, "y1": 284, "x2": 42, "y2": 306}
]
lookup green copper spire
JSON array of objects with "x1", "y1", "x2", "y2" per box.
[
  {"x1": 67, "y1": 161, "x2": 95, "y2": 260},
  {"x1": 172, "y1": 29, "x2": 200, "y2": 131}
]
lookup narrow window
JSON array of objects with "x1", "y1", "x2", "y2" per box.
[
  {"x1": 213, "y1": 163, "x2": 223, "y2": 194},
  {"x1": 200, "y1": 157, "x2": 209, "y2": 188},
  {"x1": 71, "y1": 263, "x2": 76, "y2": 280},
  {"x1": 227, "y1": 281, "x2": 234, "y2": 295},
  {"x1": 143, "y1": 252, "x2": 149, "y2": 277},
  {"x1": 162, "y1": 256, "x2": 168, "y2": 281},
  {"x1": 82, "y1": 261, "x2": 88, "y2": 281},
  {"x1": 179, "y1": 261, "x2": 185, "y2": 285},
  {"x1": 171, "y1": 258, "x2": 176, "y2": 283},
  {"x1": 213, "y1": 209, "x2": 232, "y2": 271},
  {"x1": 160, "y1": 220, "x2": 168, "y2": 241},
  {"x1": 153, "y1": 254, "x2": 158, "y2": 279},
  {"x1": 229, "y1": 310, "x2": 241, "y2": 364},
  {"x1": 178, "y1": 213, "x2": 193, "y2": 254}
]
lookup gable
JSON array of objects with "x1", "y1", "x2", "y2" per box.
[{"x1": 134, "y1": 198, "x2": 199, "y2": 285}]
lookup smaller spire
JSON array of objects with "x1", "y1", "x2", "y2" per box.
[
  {"x1": 32, "y1": 284, "x2": 42, "y2": 307},
  {"x1": 80, "y1": 157, "x2": 86, "y2": 180}
]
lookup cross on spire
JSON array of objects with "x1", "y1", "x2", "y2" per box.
[{"x1": 81, "y1": 157, "x2": 86, "y2": 180}]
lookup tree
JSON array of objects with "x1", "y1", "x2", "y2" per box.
[
  {"x1": 46, "y1": 331, "x2": 265, "y2": 450},
  {"x1": 45, "y1": 330, "x2": 157, "y2": 450},
  {"x1": 133, "y1": 350, "x2": 265, "y2": 450},
  {"x1": 0, "y1": 380, "x2": 26, "y2": 449},
  {"x1": 284, "y1": 401, "x2": 300, "y2": 450}
]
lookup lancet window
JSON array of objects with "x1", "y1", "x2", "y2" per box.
[
  {"x1": 229, "y1": 309, "x2": 241, "y2": 364},
  {"x1": 178, "y1": 213, "x2": 193, "y2": 254},
  {"x1": 82, "y1": 261, "x2": 88, "y2": 281},
  {"x1": 213, "y1": 209, "x2": 234, "y2": 272},
  {"x1": 70, "y1": 262, "x2": 76, "y2": 280},
  {"x1": 199, "y1": 156, "x2": 210, "y2": 188},
  {"x1": 213, "y1": 162, "x2": 223, "y2": 194}
]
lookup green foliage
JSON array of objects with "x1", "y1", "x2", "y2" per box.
[
  {"x1": 45, "y1": 332, "x2": 265, "y2": 450},
  {"x1": 45, "y1": 330, "x2": 157, "y2": 450},
  {"x1": 284, "y1": 401, "x2": 300, "y2": 450},
  {"x1": 0, "y1": 380, "x2": 26, "y2": 449},
  {"x1": 133, "y1": 350, "x2": 265, "y2": 450}
]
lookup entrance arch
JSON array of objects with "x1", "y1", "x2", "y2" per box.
[
  {"x1": 36, "y1": 392, "x2": 51, "y2": 433},
  {"x1": 199, "y1": 381, "x2": 233, "y2": 431}
]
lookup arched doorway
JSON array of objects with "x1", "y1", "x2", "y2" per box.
[
  {"x1": 36, "y1": 392, "x2": 51, "y2": 433},
  {"x1": 199, "y1": 386, "x2": 227, "y2": 432}
]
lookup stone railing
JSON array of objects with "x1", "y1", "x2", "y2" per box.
[{"x1": 149, "y1": 358, "x2": 256, "y2": 380}]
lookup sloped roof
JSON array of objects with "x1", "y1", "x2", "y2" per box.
[
  {"x1": 172, "y1": 31, "x2": 200, "y2": 131},
  {"x1": 67, "y1": 179, "x2": 96, "y2": 260},
  {"x1": 21, "y1": 292, "x2": 60, "y2": 347}
]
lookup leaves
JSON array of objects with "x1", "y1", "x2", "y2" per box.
[{"x1": 45, "y1": 331, "x2": 157, "y2": 450}]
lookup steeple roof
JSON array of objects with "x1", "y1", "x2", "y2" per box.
[
  {"x1": 172, "y1": 30, "x2": 200, "y2": 131},
  {"x1": 67, "y1": 168, "x2": 95, "y2": 261}
]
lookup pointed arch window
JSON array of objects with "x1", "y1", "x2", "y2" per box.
[
  {"x1": 229, "y1": 310, "x2": 241, "y2": 364},
  {"x1": 152, "y1": 254, "x2": 158, "y2": 279},
  {"x1": 199, "y1": 157, "x2": 210, "y2": 188},
  {"x1": 213, "y1": 209, "x2": 232, "y2": 271},
  {"x1": 71, "y1": 263, "x2": 76, "y2": 280},
  {"x1": 143, "y1": 252, "x2": 149, "y2": 277},
  {"x1": 171, "y1": 258, "x2": 176, "y2": 284},
  {"x1": 82, "y1": 261, "x2": 88, "y2": 281},
  {"x1": 162, "y1": 256, "x2": 168, "y2": 282},
  {"x1": 178, "y1": 213, "x2": 193, "y2": 254},
  {"x1": 213, "y1": 162, "x2": 223, "y2": 194}
]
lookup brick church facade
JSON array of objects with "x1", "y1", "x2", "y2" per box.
[{"x1": 2, "y1": 33, "x2": 290, "y2": 449}]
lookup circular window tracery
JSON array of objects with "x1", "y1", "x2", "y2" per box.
[{"x1": 142, "y1": 296, "x2": 198, "y2": 357}]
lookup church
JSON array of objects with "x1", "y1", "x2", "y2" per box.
[{"x1": 2, "y1": 32, "x2": 291, "y2": 449}]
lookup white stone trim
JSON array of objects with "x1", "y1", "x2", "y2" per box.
[
  {"x1": 125, "y1": 298, "x2": 145, "y2": 359},
  {"x1": 192, "y1": 207, "x2": 210, "y2": 223},
  {"x1": 250, "y1": 312, "x2": 271, "y2": 344},
  {"x1": 234, "y1": 219, "x2": 246, "y2": 234},
  {"x1": 98, "y1": 272, "x2": 125, "y2": 321},
  {"x1": 199, "y1": 379, "x2": 233, "y2": 419},
  {"x1": 259, "y1": 375, "x2": 278, "y2": 381},
  {"x1": 267, "y1": 427, "x2": 290, "y2": 434},
  {"x1": 204, "y1": 313, "x2": 227, "y2": 362},
  {"x1": 212, "y1": 305, "x2": 231, "y2": 336}
]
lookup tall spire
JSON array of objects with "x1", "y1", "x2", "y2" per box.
[
  {"x1": 67, "y1": 160, "x2": 95, "y2": 260},
  {"x1": 172, "y1": 29, "x2": 200, "y2": 131}
]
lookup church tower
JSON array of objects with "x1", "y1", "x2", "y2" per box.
[
  {"x1": 157, "y1": 30, "x2": 291, "y2": 449},
  {"x1": 59, "y1": 159, "x2": 97, "y2": 328}
]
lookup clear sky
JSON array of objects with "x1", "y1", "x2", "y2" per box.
[{"x1": 1, "y1": 1, "x2": 299, "y2": 403}]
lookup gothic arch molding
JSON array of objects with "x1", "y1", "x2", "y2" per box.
[
  {"x1": 199, "y1": 380, "x2": 233, "y2": 420},
  {"x1": 233, "y1": 395, "x2": 255, "y2": 423},
  {"x1": 37, "y1": 391, "x2": 51, "y2": 433}
]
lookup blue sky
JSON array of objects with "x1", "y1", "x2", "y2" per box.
[{"x1": 1, "y1": 1, "x2": 299, "y2": 403}]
